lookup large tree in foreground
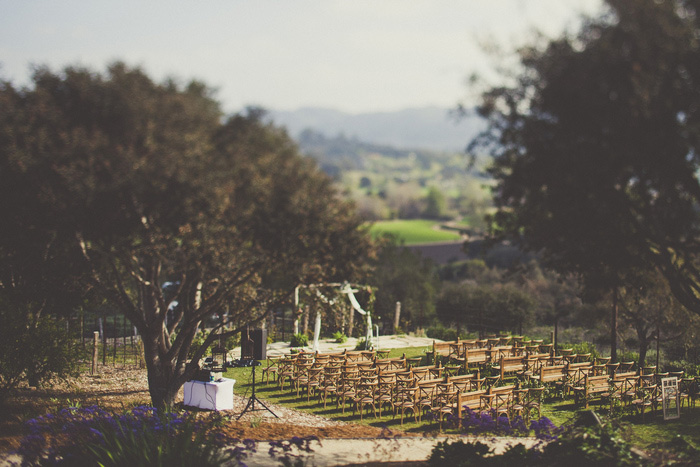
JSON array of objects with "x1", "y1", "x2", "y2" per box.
[
  {"x1": 0, "y1": 63, "x2": 374, "y2": 408},
  {"x1": 469, "y1": 0, "x2": 700, "y2": 339}
]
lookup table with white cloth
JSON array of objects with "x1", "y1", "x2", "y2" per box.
[{"x1": 183, "y1": 377, "x2": 236, "y2": 410}]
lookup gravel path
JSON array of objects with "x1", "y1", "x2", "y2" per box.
[{"x1": 232, "y1": 334, "x2": 439, "y2": 358}]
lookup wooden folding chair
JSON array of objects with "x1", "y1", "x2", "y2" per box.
[
  {"x1": 353, "y1": 374, "x2": 378, "y2": 420},
  {"x1": 394, "y1": 386, "x2": 418, "y2": 425},
  {"x1": 261, "y1": 356, "x2": 280, "y2": 385}
]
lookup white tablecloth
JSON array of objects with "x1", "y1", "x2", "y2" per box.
[{"x1": 183, "y1": 378, "x2": 235, "y2": 410}]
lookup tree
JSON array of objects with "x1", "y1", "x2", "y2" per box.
[
  {"x1": 518, "y1": 263, "x2": 584, "y2": 348},
  {"x1": 435, "y1": 282, "x2": 535, "y2": 336},
  {"x1": 469, "y1": 0, "x2": 700, "y2": 357},
  {"x1": 492, "y1": 283, "x2": 536, "y2": 336},
  {"x1": 435, "y1": 283, "x2": 481, "y2": 336},
  {"x1": 423, "y1": 186, "x2": 447, "y2": 219},
  {"x1": 370, "y1": 237, "x2": 439, "y2": 331},
  {"x1": 0, "y1": 63, "x2": 375, "y2": 408},
  {"x1": 618, "y1": 269, "x2": 693, "y2": 369}
]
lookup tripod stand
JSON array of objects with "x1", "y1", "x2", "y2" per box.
[{"x1": 236, "y1": 361, "x2": 278, "y2": 420}]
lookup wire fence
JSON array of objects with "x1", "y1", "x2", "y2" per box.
[
  {"x1": 69, "y1": 313, "x2": 144, "y2": 372},
  {"x1": 69, "y1": 307, "x2": 299, "y2": 373}
]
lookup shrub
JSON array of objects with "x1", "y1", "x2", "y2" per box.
[
  {"x1": 667, "y1": 360, "x2": 700, "y2": 376},
  {"x1": 0, "y1": 304, "x2": 81, "y2": 403},
  {"x1": 426, "y1": 323, "x2": 459, "y2": 341},
  {"x1": 558, "y1": 341, "x2": 600, "y2": 360},
  {"x1": 332, "y1": 331, "x2": 347, "y2": 344},
  {"x1": 17, "y1": 405, "x2": 256, "y2": 466},
  {"x1": 290, "y1": 333, "x2": 308, "y2": 348},
  {"x1": 429, "y1": 419, "x2": 646, "y2": 466},
  {"x1": 617, "y1": 350, "x2": 641, "y2": 366},
  {"x1": 355, "y1": 338, "x2": 372, "y2": 350}
]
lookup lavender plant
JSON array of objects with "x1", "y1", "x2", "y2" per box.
[
  {"x1": 17, "y1": 405, "x2": 256, "y2": 466},
  {"x1": 457, "y1": 407, "x2": 559, "y2": 440}
]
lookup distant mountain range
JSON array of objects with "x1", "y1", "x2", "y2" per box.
[{"x1": 268, "y1": 106, "x2": 485, "y2": 152}]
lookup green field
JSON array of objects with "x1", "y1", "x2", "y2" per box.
[{"x1": 369, "y1": 219, "x2": 462, "y2": 245}]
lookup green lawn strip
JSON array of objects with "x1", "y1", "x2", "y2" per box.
[{"x1": 369, "y1": 219, "x2": 461, "y2": 244}]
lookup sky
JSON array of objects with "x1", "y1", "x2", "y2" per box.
[{"x1": 1, "y1": 0, "x2": 604, "y2": 115}]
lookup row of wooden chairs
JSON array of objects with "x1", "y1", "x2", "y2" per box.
[
  {"x1": 433, "y1": 337, "x2": 599, "y2": 374},
  {"x1": 261, "y1": 345, "x2": 699, "y2": 427},
  {"x1": 570, "y1": 368, "x2": 696, "y2": 416},
  {"x1": 266, "y1": 349, "x2": 496, "y2": 425}
]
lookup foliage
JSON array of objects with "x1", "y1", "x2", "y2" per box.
[
  {"x1": 296, "y1": 128, "x2": 492, "y2": 223},
  {"x1": 617, "y1": 269, "x2": 695, "y2": 369},
  {"x1": 332, "y1": 331, "x2": 347, "y2": 343},
  {"x1": 435, "y1": 282, "x2": 536, "y2": 335},
  {"x1": 290, "y1": 333, "x2": 309, "y2": 348},
  {"x1": 469, "y1": 0, "x2": 700, "y2": 317},
  {"x1": 0, "y1": 63, "x2": 375, "y2": 408},
  {"x1": 439, "y1": 258, "x2": 502, "y2": 283},
  {"x1": 426, "y1": 322, "x2": 460, "y2": 341},
  {"x1": 354, "y1": 338, "x2": 371, "y2": 350},
  {"x1": 667, "y1": 360, "x2": 700, "y2": 376},
  {"x1": 17, "y1": 405, "x2": 255, "y2": 466},
  {"x1": 648, "y1": 435, "x2": 700, "y2": 466},
  {"x1": 189, "y1": 331, "x2": 207, "y2": 359},
  {"x1": 370, "y1": 237, "x2": 439, "y2": 330},
  {"x1": 558, "y1": 342, "x2": 601, "y2": 361},
  {"x1": 429, "y1": 419, "x2": 646, "y2": 466},
  {"x1": 223, "y1": 333, "x2": 240, "y2": 351},
  {"x1": 423, "y1": 186, "x2": 449, "y2": 220},
  {"x1": 617, "y1": 350, "x2": 641, "y2": 366},
  {"x1": 0, "y1": 301, "x2": 81, "y2": 404}
]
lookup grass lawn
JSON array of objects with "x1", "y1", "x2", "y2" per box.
[
  {"x1": 224, "y1": 346, "x2": 700, "y2": 451},
  {"x1": 223, "y1": 346, "x2": 434, "y2": 433},
  {"x1": 369, "y1": 219, "x2": 462, "y2": 245}
]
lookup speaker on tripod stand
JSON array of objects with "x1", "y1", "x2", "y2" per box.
[{"x1": 236, "y1": 328, "x2": 277, "y2": 420}]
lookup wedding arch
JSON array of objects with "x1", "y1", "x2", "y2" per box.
[{"x1": 293, "y1": 282, "x2": 376, "y2": 350}]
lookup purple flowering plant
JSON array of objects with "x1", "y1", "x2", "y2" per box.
[
  {"x1": 456, "y1": 407, "x2": 560, "y2": 440},
  {"x1": 17, "y1": 405, "x2": 256, "y2": 466}
]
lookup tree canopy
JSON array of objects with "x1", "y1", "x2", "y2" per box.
[
  {"x1": 0, "y1": 63, "x2": 375, "y2": 408},
  {"x1": 370, "y1": 238, "x2": 439, "y2": 331},
  {"x1": 471, "y1": 0, "x2": 700, "y2": 315}
]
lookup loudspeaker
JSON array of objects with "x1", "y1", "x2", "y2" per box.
[{"x1": 241, "y1": 329, "x2": 267, "y2": 361}]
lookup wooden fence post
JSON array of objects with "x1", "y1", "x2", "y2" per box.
[
  {"x1": 393, "y1": 301, "x2": 401, "y2": 333},
  {"x1": 91, "y1": 331, "x2": 99, "y2": 375}
]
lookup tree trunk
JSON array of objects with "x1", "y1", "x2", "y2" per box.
[
  {"x1": 656, "y1": 322, "x2": 660, "y2": 370},
  {"x1": 638, "y1": 340, "x2": 649, "y2": 370},
  {"x1": 142, "y1": 332, "x2": 179, "y2": 410}
]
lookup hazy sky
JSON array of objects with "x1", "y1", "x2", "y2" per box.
[{"x1": 1, "y1": 0, "x2": 604, "y2": 114}]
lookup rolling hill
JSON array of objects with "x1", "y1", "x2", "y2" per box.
[{"x1": 268, "y1": 106, "x2": 484, "y2": 152}]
